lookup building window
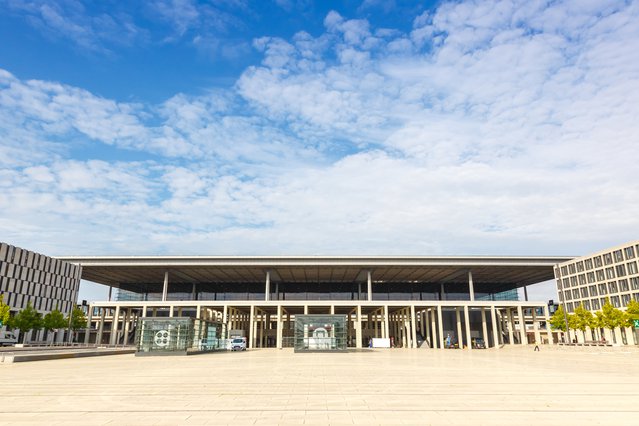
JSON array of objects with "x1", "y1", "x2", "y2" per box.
[
  {"x1": 606, "y1": 267, "x2": 615, "y2": 279},
  {"x1": 608, "y1": 282, "x2": 618, "y2": 293},
  {"x1": 619, "y1": 279, "x2": 629, "y2": 292},
  {"x1": 584, "y1": 300, "x2": 591, "y2": 310},
  {"x1": 569, "y1": 264, "x2": 576, "y2": 274},
  {"x1": 592, "y1": 299, "x2": 600, "y2": 310},
  {"x1": 628, "y1": 261, "x2": 638, "y2": 275},
  {"x1": 631, "y1": 277, "x2": 639, "y2": 290},
  {"x1": 570, "y1": 276, "x2": 577, "y2": 286},
  {"x1": 621, "y1": 294, "x2": 631, "y2": 306},
  {"x1": 561, "y1": 266, "x2": 568, "y2": 275},
  {"x1": 572, "y1": 289, "x2": 580, "y2": 299},
  {"x1": 594, "y1": 256, "x2": 603, "y2": 267},
  {"x1": 614, "y1": 250, "x2": 624, "y2": 262},
  {"x1": 585, "y1": 259, "x2": 594, "y2": 270},
  {"x1": 625, "y1": 246, "x2": 636, "y2": 259},
  {"x1": 587, "y1": 272, "x2": 595, "y2": 283},
  {"x1": 596, "y1": 270, "x2": 606, "y2": 281},
  {"x1": 589, "y1": 285, "x2": 597, "y2": 296},
  {"x1": 580, "y1": 288, "x2": 588, "y2": 298},
  {"x1": 558, "y1": 291, "x2": 564, "y2": 302},
  {"x1": 554, "y1": 268, "x2": 560, "y2": 278},
  {"x1": 576, "y1": 261, "x2": 584, "y2": 272},
  {"x1": 611, "y1": 296, "x2": 621, "y2": 308},
  {"x1": 563, "y1": 278, "x2": 570, "y2": 289},
  {"x1": 634, "y1": 293, "x2": 639, "y2": 302},
  {"x1": 616, "y1": 264, "x2": 626, "y2": 277},
  {"x1": 604, "y1": 253, "x2": 613, "y2": 265},
  {"x1": 578, "y1": 274, "x2": 586, "y2": 285},
  {"x1": 598, "y1": 283, "x2": 608, "y2": 295},
  {"x1": 567, "y1": 303, "x2": 574, "y2": 313},
  {"x1": 600, "y1": 297, "x2": 608, "y2": 307},
  {"x1": 565, "y1": 291, "x2": 572, "y2": 300}
]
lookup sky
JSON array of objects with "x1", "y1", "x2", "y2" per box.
[{"x1": 1, "y1": 0, "x2": 638, "y2": 302}]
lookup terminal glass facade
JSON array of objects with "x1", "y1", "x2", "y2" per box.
[
  {"x1": 135, "y1": 317, "x2": 225, "y2": 355},
  {"x1": 294, "y1": 315, "x2": 347, "y2": 352}
]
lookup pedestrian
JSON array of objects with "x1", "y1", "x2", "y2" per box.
[{"x1": 534, "y1": 341, "x2": 540, "y2": 351}]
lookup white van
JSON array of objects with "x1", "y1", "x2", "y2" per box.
[{"x1": 0, "y1": 330, "x2": 17, "y2": 346}]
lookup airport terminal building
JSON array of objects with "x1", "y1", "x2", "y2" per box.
[{"x1": 57, "y1": 255, "x2": 572, "y2": 350}]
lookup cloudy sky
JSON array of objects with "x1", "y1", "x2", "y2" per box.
[{"x1": 1, "y1": 0, "x2": 637, "y2": 301}]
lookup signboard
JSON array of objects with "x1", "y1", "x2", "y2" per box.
[
  {"x1": 633, "y1": 319, "x2": 639, "y2": 329},
  {"x1": 372, "y1": 338, "x2": 391, "y2": 348}
]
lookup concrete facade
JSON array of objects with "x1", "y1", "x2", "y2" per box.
[
  {"x1": 554, "y1": 240, "x2": 639, "y2": 345},
  {"x1": 0, "y1": 242, "x2": 82, "y2": 316}
]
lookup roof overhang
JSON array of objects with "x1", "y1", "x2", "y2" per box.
[{"x1": 56, "y1": 255, "x2": 572, "y2": 293}]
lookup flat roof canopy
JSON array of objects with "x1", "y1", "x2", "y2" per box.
[{"x1": 56, "y1": 255, "x2": 572, "y2": 294}]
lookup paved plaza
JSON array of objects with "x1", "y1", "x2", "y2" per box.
[{"x1": 2, "y1": 346, "x2": 638, "y2": 425}]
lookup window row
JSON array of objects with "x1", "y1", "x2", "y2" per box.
[
  {"x1": 3, "y1": 291, "x2": 73, "y2": 313},
  {"x1": 0, "y1": 243, "x2": 80, "y2": 279},
  {"x1": 557, "y1": 245, "x2": 639, "y2": 278},
  {"x1": 0, "y1": 277, "x2": 78, "y2": 301},
  {"x1": 0, "y1": 263, "x2": 80, "y2": 289},
  {"x1": 564, "y1": 293, "x2": 639, "y2": 312}
]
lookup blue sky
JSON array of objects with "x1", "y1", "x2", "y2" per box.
[{"x1": 1, "y1": 0, "x2": 638, "y2": 301}]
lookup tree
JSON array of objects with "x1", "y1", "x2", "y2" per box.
[
  {"x1": 591, "y1": 311, "x2": 606, "y2": 341},
  {"x1": 571, "y1": 303, "x2": 594, "y2": 342},
  {"x1": 0, "y1": 293, "x2": 10, "y2": 327},
  {"x1": 11, "y1": 302, "x2": 43, "y2": 343},
  {"x1": 43, "y1": 308, "x2": 67, "y2": 342},
  {"x1": 624, "y1": 300, "x2": 639, "y2": 325},
  {"x1": 549, "y1": 305, "x2": 571, "y2": 342},
  {"x1": 601, "y1": 300, "x2": 626, "y2": 344},
  {"x1": 66, "y1": 306, "x2": 87, "y2": 342}
]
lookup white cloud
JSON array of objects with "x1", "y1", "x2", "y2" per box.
[{"x1": 1, "y1": 0, "x2": 638, "y2": 265}]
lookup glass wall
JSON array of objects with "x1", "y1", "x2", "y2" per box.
[
  {"x1": 135, "y1": 317, "x2": 226, "y2": 355},
  {"x1": 294, "y1": 315, "x2": 347, "y2": 352}
]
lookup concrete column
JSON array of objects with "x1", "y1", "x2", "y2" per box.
[
  {"x1": 304, "y1": 305, "x2": 309, "y2": 315},
  {"x1": 507, "y1": 309, "x2": 515, "y2": 345},
  {"x1": 169, "y1": 306, "x2": 174, "y2": 318},
  {"x1": 110, "y1": 306, "x2": 120, "y2": 346},
  {"x1": 455, "y1": 308, "x2": 462, "y2": 348},
  {"x1": 490, "y1": 306, "x2": 499, "y2": 348},
  {"x1": 524, "y1": 286, "x2": 529, "y2": 301},
  {"x1": 497, "y1": 310, "x2": 504, "y2": 344},
  {"x1": 265, "y1": 271, "x2": 270, "y2": 301},
  {"x1": 468, "y1": 271, "x2": 475, "y2": 301},
  {"x1": 356, "y1": 305, "x2": 363, "y2": 349},
  {"x1": 384, "y1": 305, "x2": 390, "y2": 340},
  {"x1": 108, "y1": 286, "x2": 112, "y2": 302},
  {"x1": 464, "y1": 305, "x2": 472, "y2": 350},
  {"x1": 123, "y1": 309, "x2": 131, "y2": 346},
  {"x1": 437, "y1": 305, "x2": 444, "y2": 350},
  {"x1": 543, "y1": 305, "x2": 554, "y2": 345},
  {"x1": 401, "y1": 309, "x2": 407, "y2": 348},
  {"x1": 517, "y1": 305, "x2": 526, "y2": 345},
  {"x1": 162, "y1": 271, "x2": 169, "y2": 302},
  {"x1": 258, "y1": 310, "x2": 264, "y2": 348},
  {"x1": 84, "y1": 305, "x2": 93, "y2": 345},
  {"x1": 142, "y1": 306, "x2": 147, "y2": 318},
  {"x1": 330, "y1": 305, "x2": 335, "y2": 315},
  {"x1": 192, "y1": 283, "x2": 197, "y2": 301},
  {"x1": 425, "y1": 310, "x2": 431, "y2": 347},
  {"x1": 532, "y1": 308, "x2": 541, "y2": 345},
  {"x1": 430, "y1": 309, "x2": 438, "y2": 348},
  {"x1": 277, "y1": 306, "x2": 283, "y2": 349},
  {"x1": 249, "y1": 306, "x2": 255, "y2": 349},
  {"x1": 410, "y1": 305, "x2": 417, "y2": 348},
  {"x1": 481, "y1": 308, "x2": 488, "y2": 346},
  {"x1": 367, "y1": 271, "x2": 372, "y2": 301}
]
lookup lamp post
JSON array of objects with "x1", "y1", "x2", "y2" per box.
[{"x1": 67, "y1": 304, "x2": 74, "y2": 345}]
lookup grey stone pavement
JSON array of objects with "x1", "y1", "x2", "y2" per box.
[{"x1": 1, "y1": 345, "x2": 638, "y2": 425}]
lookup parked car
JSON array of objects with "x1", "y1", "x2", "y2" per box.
[
  {"x1": 229, "y1": 338, "x2": 247, "y2": 351},
  {"x1": 472, "y1": 338, "x2": 486, "y2": 349},
  {"x1": 0, "y1": 331, "x2": 18, "y2": 346}
]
